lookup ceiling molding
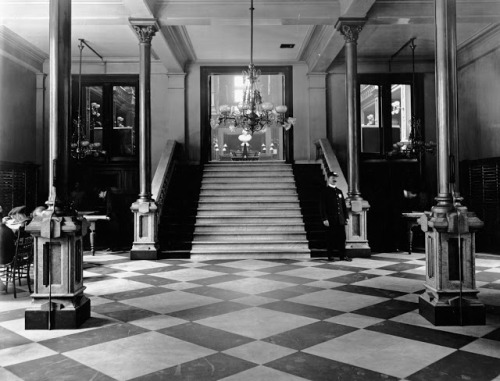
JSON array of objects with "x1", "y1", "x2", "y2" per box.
[
  {"x1": 162, "y1": 25, "x2": 197, "y2": 69},
  {"x1": 458, "y1": 23, "x2": 500, "y2": 69},
  {"x1": 0, "y1": 26, "x2": 48, "y2": 73}
]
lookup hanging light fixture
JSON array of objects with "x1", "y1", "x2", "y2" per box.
[
  {"x1": 210, "y1": 0, "x2": 295, "y2": 134},
  {"x1": 70, "y1": 39, "x2": 105, "y2": 159},
  {"x1": 388, "y1": 38, "x2": 435, "y2": 159}
]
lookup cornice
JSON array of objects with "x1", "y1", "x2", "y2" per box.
[
  {"x1": 458, "y1": 23, "x2": 500, "y2": 70},
  {"x1": 162, "y1": 25, "x2": 197, "y2": 69},
  {"x1": 0, "y1": 26, "x2": 48, "y2": 73}
]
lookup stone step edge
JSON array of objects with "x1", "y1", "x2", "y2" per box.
[{"x1": 189, "y1": 253, "x2": 311, "y2": 260}]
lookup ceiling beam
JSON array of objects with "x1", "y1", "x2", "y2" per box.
[
  {"x1": 304, "y1": 0, "x2": 376, "y2": 72},
  {"x1": 123, "y1": 0, "x2": 186, "y2": 72}
]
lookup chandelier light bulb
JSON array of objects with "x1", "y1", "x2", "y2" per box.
[{"x1": 275, "y1": 105, "x2": 287, "y2": 113}]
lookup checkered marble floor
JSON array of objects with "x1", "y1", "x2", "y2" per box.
[{"x1": 1, "y1": 251, "x2": 500, "y2": 381}]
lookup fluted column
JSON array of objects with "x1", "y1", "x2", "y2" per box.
[
  {"x1": 417, "y1": 0, "x2": 484, "y2": 326},
  {"x1": 336, "y1": 18, "x2": 370, "y2": 257},
  {"x1": 129, "y1": 18, "x2": 160, "y2": 260}
]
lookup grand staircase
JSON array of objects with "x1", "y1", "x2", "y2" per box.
[{"x1": 190, "y1": 162, "x2": 311, "y2": 259}]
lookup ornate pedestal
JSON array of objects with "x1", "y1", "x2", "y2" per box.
[
  {"x1": 418, "y1": 205, "x2": 485, "y2": 325},
  {"x1": 25, "y1": 214, "x2": 90, "y2": 330},
  {"x1": 346, "y1": 199, "x2": 371, "y2": 257},
  {"x1": 130, "y1": 200, "x2": 159, "y2": 260}
]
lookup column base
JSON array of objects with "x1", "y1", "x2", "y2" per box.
[
  {"x1": 25, "y1": 295, "x2": 91, "y2": 330},
  {"x1": 130, "y1": 246, "x2": 159, "y2": 260},
  {"x1": 419, "y1": 293, "x2": 485, "y2": 326},
  {"x1": 345, "y1": 246, "x2": 371, "y2": 257}
]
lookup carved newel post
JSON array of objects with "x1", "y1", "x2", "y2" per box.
[
  {"x1": 336, "y1": 18, "x2": 370, "y2": 257},
  {"x1": 418, "y1": 0, "x2": 485, "y2": 325},
  {"x1": 25, "y1": 0, "x2": 90, "y2": 329},
  {"x1": 129, "y1": 19, "x2": 160, "y2": 260}
]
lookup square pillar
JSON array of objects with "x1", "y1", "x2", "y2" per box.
[
  {"x1": 418, "y1": 208, "x2": 485, "y2": 325},
  {"x1": 130, "y1": 200, "x2": 159, "y2": 260},
  {"x1": 346, "y1": 199, "x2": 371, "y2": 257},
  {"x1": 25, "y1": 215, "x2": 90, "y2": 330}
]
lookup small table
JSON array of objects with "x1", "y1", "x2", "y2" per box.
[
  {"x1": 401, "y1": 212, "x2": 424, "y2": 254},
  {"x1": 79, "y1": 212, "x2": 110, "y2": 256}
]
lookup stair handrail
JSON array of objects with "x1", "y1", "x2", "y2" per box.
[
  {"x1": 315, "y1": 138, "x2": 348, "y2": 195},
  {"x1": 151, "y1": 140, "x2": 179, "y2": 217}
]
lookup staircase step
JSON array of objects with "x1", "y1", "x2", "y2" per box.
[
  {"x1": 200, "y1": 189, "x2": 297, "y2": 196},
  {"x1": 189, "y1": 162, "x2": 310, "y2": 259},
  {"x1": 191, "y1": 241, "x2": 310, "y2": 251},
  {"x1": 194, "y1": 224, "x2": 306, "y2": 233},
  {"x1": 203, "y1": 171, "x2": 293, "y2": 178},
  {"x1": 204, "y1": 166, "x2": 292, "y2": 172},
  {"x1": 202, "y1": 177, "x2": 295, "y2": 184},
  {"x1": 190, "y1": 251, "x2": 311, "y2": 260},
  {"x1": 193, "y1": 233, "x2": 307, "y2": 241},
  {"x1": 199, "y1": 196, "x2": 299, "y2": 202},
  {"x1": 202, "y1": 183, "x2": 296, "y2": 190},
  {"x1": 198, "y1": 202, "x2": 300, "y2": 209},
  {"x1": 196, "y1": 209, "x2": 302, "y2": 217},
  {"x1": 195, "y1": 216, "x2": 304, "y2": 224}
]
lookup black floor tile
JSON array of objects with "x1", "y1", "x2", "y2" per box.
[
  {"x1": 126, "y1": 274, "x2": 179, "y2": 286},
  {"x1": 0, "y1": 326, "x2": 31, "y2": 350},
  {"x1": 321, "y1": 264, "x2": 370, "y2": 272},
  {"x1": 0, "y1": 308, "x2": 26, "y2": 323},
  {"x1": 366, "y1": 320, "x2": 477, "y2": 349},
  {"x1": 352, "y1": 299, "x2": 417, "y2": 319},
  {"x1": 266, "y1": 351, "x2": 399, "y2": 381},
  {"x1": 130, "y1": 352, "x2": 256, "y2": 381},
  {"x1": 260, "y1": 300, "x2": 343, "y2": 320},
  {"x1": 198, "y1": 264, "x2": 250, "y2": 274},
  {"x1": 39, "y1": 322, "x2": 147, "y2": 352},
  {"x1": 263, "y1": 321, "x2": 357, "y2": 350},
  {"x1": 183, "y1": 285, "x2": 248, "y2": 300},
  {"x1": 254, "y1": 264, "x2": 305, "y2": 273},
  {"x1": 101, "y1": 286, "x2": 171, "y2": 301},
  {"x1": 484, "y1": 327, "x2": 500, "y2": 341},
  {"x1": 476, "y1": 272, "x2": 500, "y2": 283},
  {"x1": 135, "y1": 265, "x2": 183, "y2": 274},
  {"x1": 158, "y1": 322, "x2": 254, "y2": 351},
  {"x1": 102, "y1": 306, "x2": 159, "y2": 322},
  {"x1": 379, "y1": 263, "x2": 424, "y2": 271},
  {"x1": 6, "y1": 354, "x2": 115, "y2": 381},
  {"x1": 334, "y1": 284, "x2": 407, "y2": 299},
  {"x1": 190, "y1": 274, "x2": 245, "y2": 286},
  {"x1": 257, "y1": 273, "x2": 314, "y2": 285},
  {"x1": 327, "y1": 272, "x2": 380, "y2": 284},
  {"x1": 168, "y1": 301, "x2": 249, "y2": 321},
  {"x1": 388, "y1": 272, "x2": 427, "y2": 281},
  {"x1": 407, "y1": 350, "x2": 500, "y2": 381}
]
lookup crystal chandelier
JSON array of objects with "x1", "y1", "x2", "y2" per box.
[
  {"x1": 71, "y1": 39, "x2": 105, "y2": 159},
  {"x1": 210, "y1": 0, "x2": 295, "y2": 134}
]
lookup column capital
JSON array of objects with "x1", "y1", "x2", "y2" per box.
[
  {"x1": 335, "y1": 17, "x2": 366, "y2": 43},
  {"x1": 129, "y1": 18, "x2": 159, "y2": 44}
]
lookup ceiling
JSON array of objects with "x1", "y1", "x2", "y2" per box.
[{"x1": 0, "y1": 0, "x2": 499, "y2": 73}]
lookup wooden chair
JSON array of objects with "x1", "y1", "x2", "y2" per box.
[{"x1": 2, "y1": 227, "x2": 34, "y2": 298}]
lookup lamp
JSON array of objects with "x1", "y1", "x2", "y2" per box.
[
  {"x1": 388, "y1": 38, "x2": 435, "y2": 159},
  {"x1": 70, "y1": 39, "x2": 105, "y2": 159},
  {"x1": 210, "y1": 0, "x2": 295, "y2": 134}
]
